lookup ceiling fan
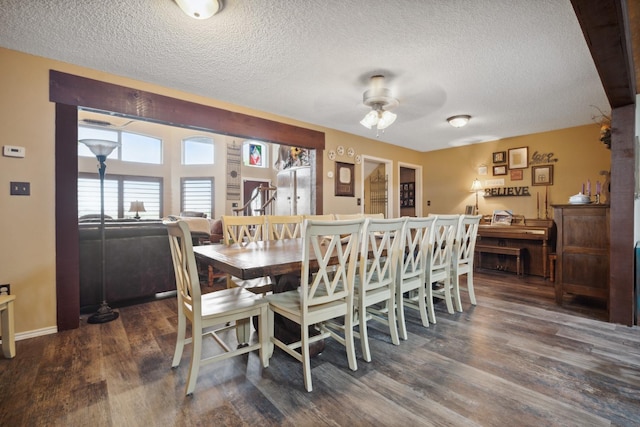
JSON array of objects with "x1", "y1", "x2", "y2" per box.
[{"x1": 359, "y1": 75, "x2": 399, "y2": 136}]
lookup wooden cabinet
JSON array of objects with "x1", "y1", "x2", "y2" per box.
[{"x1": 553, "y1": 204, "x2": 609, "y2": 307}]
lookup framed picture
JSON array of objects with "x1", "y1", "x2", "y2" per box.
[
  {"x1": 532, "y1": 165, "x2": 554, "y2": 186},
  {"x1": 508, "y1": 147, "x2": 528, "y2": 169},
  {"x1": 493, "y1": 165, "x2": 507, "y2": 176},
  {"x1": 335, "y1": 162, "x2": 355, "y2": 196},
  {"x1": 465, "y1": 205, "x2": 474, "y2": 215},
  {"x1": 493, "y1": 151, "x2": 506, "y2": 163},
  {"x1": 510, "y1": 169, "x2": 523, "y2": 181}
]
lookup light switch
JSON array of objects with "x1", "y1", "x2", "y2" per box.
[{"x1": 10, "y1": 182, "x2": 30, "y2": 196}]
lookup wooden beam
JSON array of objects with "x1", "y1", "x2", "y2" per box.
[
  {"x1": 571, "y1": 0, "x2": 636, "y2": 107},
  {"x1": 50, "y1": 70, "x2": 325, "y2": 150}
]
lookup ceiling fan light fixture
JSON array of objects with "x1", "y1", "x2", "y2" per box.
[
  {"x1": 360, "y1": 110, "x2": 379, "y2": 129},
  {"x1": 447, "y1": 115, "x2": 471, "y2": 128},
  {"x1": 377, "y1": 110, "x2": 397, "y2": 130},
  {"x1": 175, "y1": 0, "x2": 221, "y2": 19}
]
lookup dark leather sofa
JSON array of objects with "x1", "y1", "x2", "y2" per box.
[{"x1": 79, "y1": 220, "x2": 176, "y2": 311}]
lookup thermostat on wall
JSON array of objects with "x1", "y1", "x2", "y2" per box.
[{"x1": 3, "y1": 145, "x2": 26, "y2": 158}]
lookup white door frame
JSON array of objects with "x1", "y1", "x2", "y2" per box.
[
  {"x1": 360, "y1": 155, "x2": 393, "y2": 218},
  {"x1": 398, "y1": 161, "x2": 423, "y2": 217}
]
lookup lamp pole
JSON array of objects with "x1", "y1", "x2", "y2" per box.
[{"x1": 80, "y1": 139, "x2": 121, "y2": 324}]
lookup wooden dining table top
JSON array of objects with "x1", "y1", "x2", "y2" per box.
[{"x1": 193, "y1": 238, "x2": 308, "y2": 280}]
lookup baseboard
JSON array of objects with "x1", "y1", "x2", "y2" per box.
[{"x1": 0, "y1": 326, "x2": 58, "y2": 344}]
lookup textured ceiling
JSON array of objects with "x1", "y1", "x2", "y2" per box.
[{"x1": 0, "y1": 0, "x2": 610, "y2": 152}]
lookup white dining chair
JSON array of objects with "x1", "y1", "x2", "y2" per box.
[
  {"x1": 428, "y1": 215, "x2": 459, "y2": 321},
  {"x1": 265, "y1": 215, "x2": 303, "y2": 240},
  {"x1": 452, "y1": 214, "x2": 482, "y2": 308},
  {"x1": 265, "y1": 218, "x2": 364, "y2": 392},
  {"x1": 396, "y1": 216, "x2": 436, "y2": 340},
  {"x1": 165, "y1": 220, "x2": 269, "y2": 395},
  {"x1": 353, "y1": 217, "x2": 405, "y2": 362},
  {"x1": 221, "y1": 215, "x2": 272, "y2": 293}
]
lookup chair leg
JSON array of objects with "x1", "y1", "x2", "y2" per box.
[
  {"x1": 301, "y1": 322, "x2": 313, "y2": 392},
  {"x1": 344, "y1": 310, "x2": 358, "y2": 372},
  {"x1": 267, "y1": 309, "x2": 275, "y2": 358},
  {"x1": 443, "y1": 278, "x2": 454, "y2": 314},
  {"x1": 258, "y1": 305, "x2": 269, "y2": 368},
  {"x1": 185, "y1": 320, "x2": 202, "y2": 395},
  {"x1": 453, "y1": 274, "x2": 463, "y2": 312},
  {"x1": 1, "y1": 299, "x2": 15, "y2": 359},
  {"x1": 359, "y1": 304, "x2": 372, "y2": 363},
  {"x1": 236, "y1": 317, "x2": 251, "y2": 345},
  {"x1": 467, "y1": 271, "x2": 477, "y2": 305},
  {"x1": 396, "y1": 288, "x2": 408, "y2": 340},
  {"x1": 417, "y1": 285, "x2": 430, "y2": 327},
  {"x1": 425, "y1": 282, "x2": 436, "y2": 325},
  {"x1": 172, "y1": 312, "x2": 187, "y2": 367},
  {"x1": 388, "y1": 292, "x2": 400, "y2": 346}
]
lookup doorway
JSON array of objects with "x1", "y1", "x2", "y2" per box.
[
  {"x1": 398, "y1": 162, "x2": 422, "y2": 217},
  {"x1": 241, "y1": 179, "x2": 271, "y2": 215},
  {"x1": 361, "y1": 155, "x2": 392, "y2": 218}
]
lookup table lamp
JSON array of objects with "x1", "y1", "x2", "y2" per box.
[
  {"x1": 470, "y1": 178, "x2": 483, "y2": 215},
  {"x1": 129, "y1": 200, "x2": 146, "y2": 219}
]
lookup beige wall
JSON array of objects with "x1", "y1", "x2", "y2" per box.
[
  {"x1": 424, "y1": 126, "x2": 610, "y2": 218},
  {"x1": 0, "y1": 46, "x2": 610, "y2": 337}
]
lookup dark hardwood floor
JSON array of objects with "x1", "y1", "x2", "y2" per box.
[{"x1": 1, "y1": 272, "x2": 638, "y2": 426}]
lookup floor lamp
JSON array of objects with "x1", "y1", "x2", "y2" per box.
[
  {"x1": 80, "y1": 138, "x2": 121, "y2": 324},
  {"x1": 470, "y1": 178, "x2": 483, "y2": 215}
]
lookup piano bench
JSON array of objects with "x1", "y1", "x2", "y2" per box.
[{"x1": 475, "y1": 245, "x2": 524, "y2": 276}]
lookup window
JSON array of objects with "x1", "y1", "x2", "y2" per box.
[
  {"x1": 78, "y1": 125, "x2": 162, "y2": 164},
  {"x1": 121, "y1": 132, "x2": 162, "y2": 164},
  {"x1": 78, "y1": 173, "x2": 163, "y2": 219},
  {"x1": 242, "y1": 141, "x2": 267, "y2": 168},
  {"x1": 183, "y1": 136, "x2": 215, "y2": 165},
  {"x1": 181, "y1": 178, "x2": 214, "y2": 218}
]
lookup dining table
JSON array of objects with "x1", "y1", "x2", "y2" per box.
[
  {"x1": 193, "y1": 238, "x2": 308, "y2": 281},
  {"x1": 193, "y1": 237, "x2": 331, "y2": 356}
]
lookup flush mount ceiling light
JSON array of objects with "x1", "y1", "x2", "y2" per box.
[
  {"x1": 175, "y1": 0, "x2": 221, "y2": 19},
  {"x1": 360, "y1": 75, "x2": 399, "y2": 136},
  {"x1": 447, "y1": 115, "x2": 471, "y2": 128}
]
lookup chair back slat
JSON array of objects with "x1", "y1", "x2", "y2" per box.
[
  {"x1": 360, "y1": 218, "x2": 405, "y2": 293},
  {"x1": 455, "y1": 214, "x2": 482, "y2": 265},
  {"x1": 301, "y1": 219, "x2": 363, "y2": 310},
  {"x1": 430, "y1": 215, "x2": 459, "y2": 273},
  {"x1": 266, "y1": 215, "x2": 303, "y2": 240},
  {"x1": 400, "y1": 217, "x2": 436, "y2": 281},
  {"x1": 222, "y1": 215, "x2": 265, "y2": 245}
]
